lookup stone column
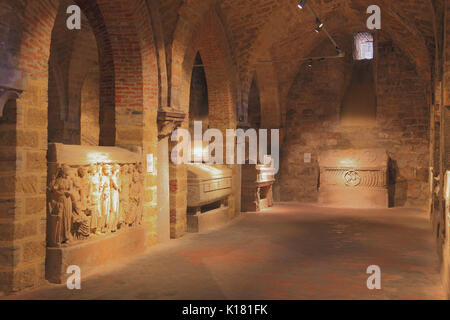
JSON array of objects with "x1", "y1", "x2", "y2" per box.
[
  {"x1": 0, "y1": 67, "x2": 47, "y2": 294},
  {"x1": 157, "y1": 137, "x2": 170, "y2": 242}
]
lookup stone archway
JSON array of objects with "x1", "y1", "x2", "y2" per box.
[
  {"x1": 0, "y1": 0, "x2": 160, "y2": 294},
  {"x1": 168, "y1": 8, "x2": 239, "y2": 238}
]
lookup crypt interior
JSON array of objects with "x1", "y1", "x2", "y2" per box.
[{"x1": 1, "y1": 0, "x2": 450, "y2": 299}]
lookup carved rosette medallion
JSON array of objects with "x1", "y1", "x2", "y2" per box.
[{"x1": 344, "y1": 170, "x2": 361, "y2": 187}]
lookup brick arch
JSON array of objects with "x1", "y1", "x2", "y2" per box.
[
  {"x1": 2, "y1": 0, "x2": 160, "y2": 292},
  {"x1": 246, "y1": 1, "x2": 434, "y2": 131},
  {"x1": 76, "y1": 0, "x2": 161, "y2": 244},
  {"x1": 66, "y1": 21, "x2": 99, "y2": 141},
  {"x1": 247, "y1": 72, "x2": 261, "y2": 129},
  {"x1": 17, "y1": 0, "x2": 116, "y2": 145},
  {"x1": 47, "y1": 4, "x2": 100, "y2": 145},
  {"x1": 170, "y1": 1, "x2": 239, "y2": 118},
  {"x1": 186, "y1": 11, "x2": 237, "y2": 131},
  {"x1": 168, "y1": 8, "x2": 239, "y2": 239},
  {"x1": 255, "y1": 61, "x2": 282, "y2": 130}
]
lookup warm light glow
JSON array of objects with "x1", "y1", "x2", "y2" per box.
[
  {"x1": 187, "y1": 163, "x2": 224, "y2": 175},
  {"x1": 86, "y1": 151, "x2": 111, "y2": 163},
  {"x1": 445, "y1": 171, "x2": 450, "y2": 201},
  {"x1": 339, "y1": 158, "x2": 356, "y2": 167},
  {"x1": 191, "y1": 144, "x2": 210, "y2": 163},
  {"x1": 192, "y1": 146, "x2": 205, "y2": 160}
]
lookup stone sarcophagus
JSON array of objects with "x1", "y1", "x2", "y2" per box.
[
  {"x1": 186, "y1": 164, "x2": 232, "y2": 232},
  {"x1": 46, "y1": 143, "x2": 146, "y2": 283},
  {"x1": 318, "y1": 149, "x2": 388, "y2": 208},
  {"x1": 241, "y1": 160, "x2": 275, "y2": 212}
]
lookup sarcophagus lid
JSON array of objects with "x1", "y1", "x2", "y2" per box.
[
  {"x1": 319, "y1": 148, "x2": 388, "y2": 169},
  {"x1": 47, "y1": 143, "x2": 141, "y2": 165},
  {"x1": 187, "y1": 163, "x2": 232, "y2": 182},
  {"x1": 187, "y1": 164, "x2": 232, "y2": 207}
]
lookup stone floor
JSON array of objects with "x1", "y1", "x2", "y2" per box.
[{"x1": 5, "y1": 203, "x2": 446, "y2": 300}]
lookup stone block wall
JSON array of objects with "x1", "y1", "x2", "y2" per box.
[{"x1": 280, "y1": 32, "x2": 430, "y2": 209}]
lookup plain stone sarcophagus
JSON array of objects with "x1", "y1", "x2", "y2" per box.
[
  {"x1": 186, "y1": 164, "x2": 232, "y2": 232},
  {"x1": 318, "y1": 148, "x2": 389, "y2": 208},
  {"x1": 45, "y1": 143, "x2": 147, "y2": 284}
]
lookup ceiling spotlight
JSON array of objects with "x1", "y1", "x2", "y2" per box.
[
  {"x1": 297, "y1": 0, "x2": 307, "y2": 9},
  {"x1": 307, "y1": 59, "x2": 313, "y2": 67},
  {"x1": 315, "y1": 18, "x2": 323, "y2": 33}
]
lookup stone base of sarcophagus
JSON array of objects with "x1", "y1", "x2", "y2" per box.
[
  {"x1": 45, "y1": 225, "x2": 147, "y2": 284},
  {"x1": 187, "y1": 206, "x2": 230, "y2": 233}
]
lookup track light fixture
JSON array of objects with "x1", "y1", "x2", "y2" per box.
[
  {"x1": 307, "y1": 59, "x2": 313, "y2": 67},
  {"x1": 315, "y1": 18, "x2": 323, "y2": 33},
  {"x1": 297, "y1": 0, "x2": 307, "y2": 9}
]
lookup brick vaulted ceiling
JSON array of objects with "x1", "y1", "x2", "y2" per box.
[{"x1": 155, "y1": 0, "x2": 440, "y2": 126}]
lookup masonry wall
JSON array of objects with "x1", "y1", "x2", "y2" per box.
[
  {"x1": 80, "y1": 69, "x2": 100, "y2": 146},
  {"x1": 248, "y1": 76, "x2": 261, "y2": 129},
  {"x1": 48, "y1": 4, "x2": 99, "y2": 146},
  {"x1": 279, "y1": 33, "x2": 430, "y2": 209},
  {"x1": 189, "y1": 54, "x2": 209, "y2": 129}
]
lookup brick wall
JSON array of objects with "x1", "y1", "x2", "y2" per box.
[
  {"x1": 248, "y1": 75, "x2": 261, "y2": 129},
  {"x1": 80, "y1": 69, "x2": 100, "y2": 146},
  {"x1": 0, "y1": 0, "x2": 161, "y2": 294},
  {"x1": 48, "y1": 1, "x2": 99, "y2": 145},
  {"x1": 189, "y1": 53, "x2": 209, "y2": 129},
  {"x1": 169, "y1": 9, "x2": 239, "y2": 238}
]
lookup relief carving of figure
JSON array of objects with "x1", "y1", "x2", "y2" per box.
[
  {"x1": 71, "y1": 167, "x2": 90, "y2": 239},
  {"x1": 108, "y1": 164, "x2": 121, "y2": 232},
  {"x1": 88, "y1": 164, "x2": 102, "y2": 234},
  {"x1": 48, "y1": 165, "x2": 73, "y2": 246},
  {"x1": 136, "y1": 163, "x2": 144, "y2": 225},
  {"x1": 119, "y1": 165, "x2": 131, "y2": 228},
  {"x1": 127, "y1": 166, "x2": 140, "y2": 226},
  {"x1": 100, "y1": 164, "x2": 112, "y2": 233}
]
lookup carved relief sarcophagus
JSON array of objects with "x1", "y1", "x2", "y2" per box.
[
  {"x1": 46, "y1": 143, "x2": 146, "y2": 283},
  {"x1": 318, "y1": 148, "x2": 388, "y2": 208},
  {"x1": 186, "y1": 164, "x2": 232, "y2": 232}
]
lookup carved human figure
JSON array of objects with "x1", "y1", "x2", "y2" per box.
[
  {"x1": 119, "y1": 164, "x2": 131, "y2": 227},
  {"x1": 108, "y1": 164, "x2": 121, "y2": 232},
  {"x1": 136, "y1": 162, "x2": 144, "y2": 225},
  {"x1": 76, "y1": 167, "x2": 89, "y2": 211},
  {"x1": 88, "y1": 164, "x2": 102, "y2": 234},
  {"x1": 127, "y1": 166, "x2": 140, "y2": 226},
  {"x1": 48, "y1": 165, "x2": 73, "y2": 245},
  {"x1": 71, "y1": 167, "x2": 90, "y2": 239},
  {"x1": 100, "y1": 164, "x2": 112, "y2": 233}
]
